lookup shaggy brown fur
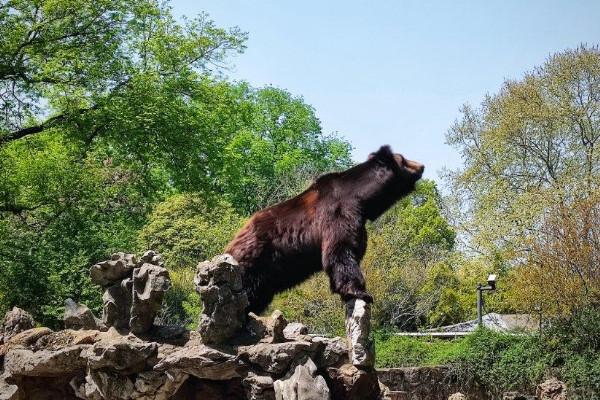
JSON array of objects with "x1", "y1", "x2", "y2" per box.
[{"x1": 225, "y1": 145, "x2": 424, "y2": 314}]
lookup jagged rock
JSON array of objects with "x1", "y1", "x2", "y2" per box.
[
  {"x1": 238, "y1": 340, "x2": 320, "y2": 376},
  {"x1": 0, "y1": 375, "x2": 18, "y2": 400},
  {"x1": 64, "y1": 299, "x2": 100, "y2": 330},
  {"x1": 311, "y1": 336, "x2": 348, "y2": 368},
  {"x1": 274, "y1": 358, "x2": 330, "y2": 400},
  {"x1": 243, "y1": 372, "x2": 275, "y2": 400},
  {"x1": 131, "y1": 370, "x2": 188, "y2": 400},
  {"x1": 90, "y1": 252, "x2": 137, "y2": 287},
  {"x1": 248, "y1": 310, "x2": 288, "y2": 343},
  {"x1": 140, "y1": 250, "x2": 165, "y2": 267},
  {"x1": 4, "y1": 345, "x2": 88, "y2": 377},
  {"x1": 102, "y1": 277, "x2": 133, "y2": 329},
  {"x1": 154, "y1": 344, "x2": 243, "y2": 380},
  {"x1": 6, "y1": 327, "x2": 53, "y2": 348},
  {"x1": 130, "y1": 263, "x2": 170, "y2": 334},
  {"x1": 448, "y1": 393, "x2": 467, "y2": 400},
  {"x1": 327, "y1": 364, "x2": 380, "y2": 400},
  {"x1": 345, "y1": 299, "x2": 374, "y2": 367},
  {"x1": 283, "y1": 323, "x2": 309, "y2": 340},
  {"x1": 84, "y1": 329, "x2": 157, "y2": 374},
  {"x1": 85, "y1": 369, "x2": 135, "y2": 400},
  {"x1": 536, "y1": 378, "x2": 567, "y2": 400},
  {"x1": 1, "y1": 307, "x2": 35, "y2": 341},
  {"x1": 194, "y1": 254, "x2": 249, "y2": 344}
]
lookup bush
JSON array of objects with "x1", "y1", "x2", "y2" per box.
[
  {"x1": 139, "y1": 193, "x2": 244, "y2": 325},
  {"x1": 375, "y1": 331, "x2": 466, "y2": 368}
]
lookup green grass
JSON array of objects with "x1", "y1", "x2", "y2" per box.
[{"x1": 375, "y1": 331, "x2": 469, "y2": 368}]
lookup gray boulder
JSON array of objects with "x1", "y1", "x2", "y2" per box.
[
  {"x1": 536, "y1": 378, "x2": 567, "y2": 400},
  {"x1": 90, "y1": 252, "x2": 137, "y2": 287},
  {"x1": 64, "y1": 299, "x2": 99, "y2": 330},
  {"x1": 154, "y1": 344, "x2": 243, "y2": 380},
  {"x1": 84, "y1": 329, "x2": 157, "y2": 374},
  {"x1": 247, "y1": 310, "x2": 288, "y2": 343},
  {"x1": 130, "y1": 263, "x2": 170, "y2": 334},
  {"x1": 102, "y1": 277, "x2": 133, "y2": 329},
  {"x1": 4, "y1": 345, "x2": 88, "y2": 377},
  {"x1": 283, "y1": 323, "x2": 309, "y2": 340},
  {"x1": 274, "y1": 358, "x2": 330, "y2": 400},
  {"x1": 243, "y1": 372, "x2": 276, "y2": 400},
  {"x1": 194, "y1": 254, "x2": 249, "y2": 344},
  {"x1": 237, "y1": 340, "x2": 320, "y2": 376},
  {"x1": 1, "y1": 307, "x2": 35, "y2": 341},
  {"x1": 345, "y1": 299, "x2": 374, "y2": 367}
]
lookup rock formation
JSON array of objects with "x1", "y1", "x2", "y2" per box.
[
  {"x1": 0, "y1": 253, "x2": 388, "y2": 399},
  {"x1": 64, "y1": 299, "x2": 101, "y2": 331},
  {"x1": 536, "y1": 378, "x2": 567, "y2": 400},
  {"x1": 194, "y1": 254, "x2": 248, "y2": 344},
  {"x1": 345, "y1": 298, "x2": 375, "y2": 368},
  {"x1": 0, "y1": 307, "x2": 35, "y2": 342},
  {"x1": 89, "y1": 250, "x2": 170, "y2": 334}
]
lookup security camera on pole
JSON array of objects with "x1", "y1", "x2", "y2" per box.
[{"x1": 476, "y1": 274, "x2": 497, "y2": 327}]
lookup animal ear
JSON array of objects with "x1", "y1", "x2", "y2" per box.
[{"x1": 369, "y1": 145, "x2": 393, "y2": 160}]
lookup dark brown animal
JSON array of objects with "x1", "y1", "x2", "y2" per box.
[{"x1": 225, "y1": 145, "x2": 424, "y2": 314}]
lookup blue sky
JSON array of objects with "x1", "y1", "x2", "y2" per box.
[{"x1": 170, "y1": 0, "x2": 600, "y2": 182}]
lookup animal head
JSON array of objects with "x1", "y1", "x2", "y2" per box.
[{"x1": 368, "y1": 145, "x2": 424, "y2": 183}]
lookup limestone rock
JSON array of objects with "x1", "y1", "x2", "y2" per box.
[
  {"x1": 154, "y1": 344, "x2": 243, "y2": 380},
  {"x1": 283, "y1": 323, "x2": 309, "y2": 340},
  {"x1": 85, "y1": 369, "x2": 135, "y2": 400},
  {"x1": 345, "y1": 299, "x2": 374, "y2": 367},
  {"x1": 536, "y1": 378, "x2": 567, "y2": 400},
  {"x1": 6, "y1": 327, "x2": 53, "y2": 348},
  {"x1": 130, "y1": 263, "x2": 170, "y2": 334},
  {"x1": 4, "y1": 345, "x2": 88, "y2": 377},
  {"x1": 274, "y1": 358, "x2": 330, "y2": 400},
  {"x1": 102, "y1": 277, "x2": 133, "y2": 329},
  {"x1": 64, "y1": 299, "x2": 99, "y2": 330},
  {"x1": 311, "y1": 336, "x2": 348, "y2": 368},
  {"x1": 448, "y1": 393, "x2": 467, "y2": 400},
  {"x1": 0, "y1": 375, "x2": 19, "y2": 400},
  {"x1": 238, "y1": 340, "x2": 320, "y2": 376},
  {"x1": 90, "y1": 252, "x2": 137, "y2": 287},
  {"x1": 131, "y1": 370, "x2": 188, "y2": 400},
  {"x1": 243, "y1": 372, "x2": 275, "y2": 400},
  {"x1": 84, "y1": 330, "x2": 157, "y2": 374},
  {"x1": 195, "y1": 254, "x2": 249, "y2": 344},
  {"x1": 140, "y1": 250, "x2": 165, "y2": 267},
  {"x1": 1, "y1": 307, "x2": 35, "y2": 341},
  {"x1": 248, "y1": 310, "x2": 288, "y2": 343},
  {"x1": 327, "y1": 364, "x2": 380, "y2": 400}
]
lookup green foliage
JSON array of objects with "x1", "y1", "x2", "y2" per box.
[
  {"x1": 445, "y1": 45, "x2": 600, "y2": 262},
  {"x1": 375, "y1": 331, "x2": 466, "y2": 368},
  {"x1": 0, "y1": 1, "x2": 352, "y2": 326},
  {"x1": 138, "y1": 193, "x2": 245, "y2": 268},
  {"x1": 269, "y1": 274, "x2": 345, "y2": 337},
  {"x1": 363, "y1": 180, "x2": 460, "y2": 330}
]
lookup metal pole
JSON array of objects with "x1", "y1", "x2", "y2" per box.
[{"x1": 477, "y1": 285, "x2": 483, "y2": 327}]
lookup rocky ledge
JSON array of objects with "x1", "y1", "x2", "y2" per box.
[
  {"x1": 0, "y1": 312, "x2": 382, "y2": 400},
  {"x1": 0, "y1": 252, "x2": 385, "y2": 400}
]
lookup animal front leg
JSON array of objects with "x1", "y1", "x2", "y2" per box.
[{"x1": 324, "y1": 247, "x2": 373, "y2": 303}]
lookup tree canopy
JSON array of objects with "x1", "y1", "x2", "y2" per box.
[{"x1": 0, "y1": 0, "x2": 352, "y2": 325}]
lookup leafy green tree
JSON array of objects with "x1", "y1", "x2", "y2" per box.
[
  {"x1": 445, "y1": 45, "x2": 600, "y2": 261},
  {"x1": 138, "y1": 193, "x2": 245, "y2": 268},
  {"x1": 0, "y1": 1, "x2": 352, "y2": 326}
]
